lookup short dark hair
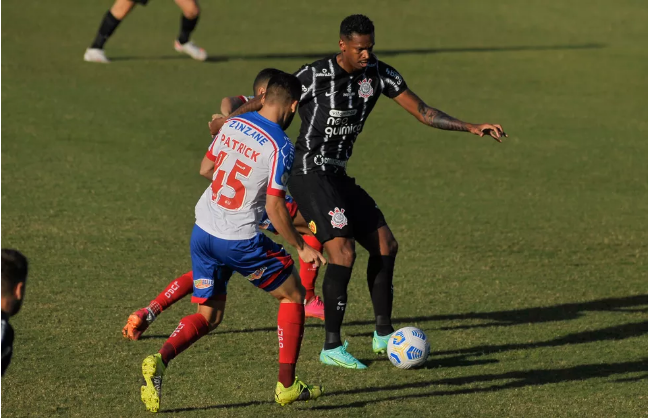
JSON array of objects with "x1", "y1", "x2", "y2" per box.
[
  {"x1": 1, "y1": 249, "x2": 28, "y2": 296},
  {"x1": 253, "y1": 68, "x2": 284, "y2": 94},
  {"x1": 340, "y1": 14, "x2": 374, "y2": 39},
  {"x1": 264, "y1": 73, "x2": 301, "y2": 105}
]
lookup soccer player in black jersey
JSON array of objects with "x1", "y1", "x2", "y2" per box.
[
  {"x1": 2, "y1": 249, "x2": 28, "y2": 376},
  {"x1": 209, "y1": 14, "x2": 506, "y2": 369}
]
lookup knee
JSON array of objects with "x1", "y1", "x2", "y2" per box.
[
  {"x1": 176, "y1": 0, "x2": 200, "y2": 18},
  {"x1": 188, "y1": 6, "x2": 200, "y2": 18},
  {"x1": 328, "y1": 245, "x2": 356, "y2": 267},
  {"x1": 207, "y1": 317, "x2": 222, "y2": 332},
  {"x1": 110, "y1": 0, "x2": 136, "y2": 19},
  {"x1": 274, "y1": 277, "x2": 305, "y2": 304},
  {"x1": 385, "y1": 237, "x2": 398, "y2": 257},
  {"x1": 290, "y1": 282, "x2": 306, "y2": 304},
  {"x1": 199, "y1": 304, "x2": 225, "y2": 331},
  {"x1": 329, "y1": 251, "x2": 356, "y2": 267}
]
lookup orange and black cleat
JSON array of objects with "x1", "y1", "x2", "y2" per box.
[{"x1": 122, "y1": 308, "x2": 153, "y2": 341}]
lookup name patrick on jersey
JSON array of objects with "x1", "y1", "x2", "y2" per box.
[{"x1": 218, "y1": 119, "x2": 270, "y2": 162}]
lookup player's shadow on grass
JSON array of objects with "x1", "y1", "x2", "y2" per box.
[
  {"x1": 138, "y1": 294, "x2": 648, "y2": 339},
  {"x1": 110, "y1": 43, "x2": 605, "y2": 63},
  {"x1": 138, "y1": 321, "x2": 324, "y2": 339},
  {"x1": 434, "y1": 320, "x2": 648, "y2": 359},
  {"x1": 312, "y1": 358, "x2": 648, "y2": 410},
  {"x1": 344, "y1": 294, "x2": 648, "y2": 332},
  {"x1": 162, "y1": 400, "x2": 268, "y2": 413}
]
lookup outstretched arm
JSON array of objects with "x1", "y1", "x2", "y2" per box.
[
  {"x1": 220, "y1": 96, "x2": 247, "y2": 117},
  {"x1": 393, "y1": 89, "x2": 507, "y2": 142}
]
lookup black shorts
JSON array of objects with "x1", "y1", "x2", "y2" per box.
[
  {"x1": 133, "y1": 0, "x2": 150, "y2": 5},
  {"x1": 288, "y1": 173, "x2": 386, "y2": 244}
]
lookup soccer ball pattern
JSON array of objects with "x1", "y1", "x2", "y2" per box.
[{"x1": 387, "y1": 327, "x2": 430, "y2": 369}]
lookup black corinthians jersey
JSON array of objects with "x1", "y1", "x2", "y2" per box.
[{"x1": 293, "y1": 54, "x2": 407, "y2": 175}]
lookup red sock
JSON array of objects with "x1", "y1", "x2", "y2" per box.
[
  {"x1": 148, "y1": 271, "x2": 194, "y2": 315},
  {"x1": 300, "y1": 235, "x2": 323, "y2": 302},
  {"x1": 277, "y1": 303, "x2": 305, "y2": 387},
  {"x1": 158, "y1": 313, "x2": 209, "y2": 366}
]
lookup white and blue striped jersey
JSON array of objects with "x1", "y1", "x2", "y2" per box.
[{"x1": 195, "y1": 112, "x2": 295, "y2": 240}]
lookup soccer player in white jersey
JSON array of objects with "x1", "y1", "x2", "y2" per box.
[
  {"x1": 140, "y1": 73, "x2": 325, "y2": 412},
  {"x1": 121, "y1": 70, "x2": 327, "y2": 344}
]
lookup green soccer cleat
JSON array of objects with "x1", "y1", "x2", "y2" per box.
[
  {"x1": 140, "y1": 353, "x2": 166, "y2": 413},
  {"x1": 320, "y1": 341, "x2": 367, "y2": 369},
  {"x1": 372, "y1": 331, "x2": 393, "y2": 354},
  {"x1": 274, "y1": 377, "x2": 324, "y2": 406}
]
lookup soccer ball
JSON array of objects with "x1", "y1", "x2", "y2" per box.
[{"x1": 387, "y1": 327, "x2": 430, "y2": 369}]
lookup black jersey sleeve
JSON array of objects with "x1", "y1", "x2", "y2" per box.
[
  {"x1": 378, "y1": 61, "x2": 408, "y2": 98},
  {"x1": 293, "y1": 65, "x2": 314, "y2": 103},
  {"x1": 1, "y1": 317, "x2": 14, "y2": 376}
]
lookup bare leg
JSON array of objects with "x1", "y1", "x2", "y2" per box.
[
  {"x1": 174, "y1": 0, "x2": 200, "y2": 19},
  {"x1": 110, "y1": 0, "x2": 136, "y2": 19},
  {"x1": 172, "y1": 0, "x2": 206, "y2": 59},
  {"x1": 88, "y1": 0, "x2": 136, "y2": 51}
]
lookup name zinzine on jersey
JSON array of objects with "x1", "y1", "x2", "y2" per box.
[{"x1": 227, "y1": 119, "x2": 270, "y2": 146}]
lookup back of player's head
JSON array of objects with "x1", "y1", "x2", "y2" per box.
[
  {"x1": 253, "y1": 68, "x2": 284, "y2": 94},
  {"x1": 264, "y1": 73, "x2": 302, "y2": 106},
  {"x1": 1, "y1": 249, "x2": 28, "y2": 297},
  {"x1": 340, "y1": 14, "x2": 374, "y2": 39}
]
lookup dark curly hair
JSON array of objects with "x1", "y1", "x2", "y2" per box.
[
  {"x1": 265, "y1": 73, "x2": 302, "y2": 104},
  {"x1": 253, "y1": 68, "x2": 284, "y2": 94},
  {"x1": 340, "y1": 14, "x2": 374, "y2": 39}
]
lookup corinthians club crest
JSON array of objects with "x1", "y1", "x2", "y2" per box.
[
  {"x1": 328, "y1": 207, "x2": 348, "y2": 229},
  {"x1": 358, "y1": 78, "x2": 374, "y2": 98}
]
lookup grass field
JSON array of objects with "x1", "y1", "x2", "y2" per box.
[{"x1": 2, "y1": 0, "x2": 648, "y2": 416}]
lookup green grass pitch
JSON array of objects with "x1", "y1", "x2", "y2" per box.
[{"x1": 2, "y1": 0, "x2": 647, "y2": 416}]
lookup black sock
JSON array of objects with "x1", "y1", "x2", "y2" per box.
[
  {"x1": 90, "y1": 11, "x2": 121, "y2": 49},
  {"x1": 322, "y1": 264, "x2": 353, "y2": 350},
  {"x1": 367, "y1": 256, "x2": 396, "y2": 336},
  {"x1": 177, "y1": 15, "x2": 199, "y2": 44}
]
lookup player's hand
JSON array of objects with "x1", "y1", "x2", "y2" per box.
[
  {"x1": 208, "y1": 114, "x2": 225, "y2": 132},
  {"x1": 209, "y1": 116, "x2": 226, "y2": 136},
  {"x1": 470, "y1": 124, "x2": 507, "y2": 142},
  {"x1": 298, "y1": 244, "x2": 327, "y2": 268}
]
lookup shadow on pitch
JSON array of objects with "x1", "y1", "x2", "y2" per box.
[
  {"x1": 162, "y1": 400, "x2": 268, "y2": 413},
  {"x1": 139, "y1": 294, "x2": 648, "y2": 339},
  {"x1": 109, "y1": 43, "x2": 605, "y2": 63},
  {"x1": 138, "y1": 321, "x2": 324, "y2": 340},
  {"x1": 344, "y1": 294, "x2": 648, "y2": 331},
  {"x1": 433, "y1": 320, "x2": 648, "y2": 358},
  {"x1": 312, "y1": 358, "x2": 648, "y2": 410}
]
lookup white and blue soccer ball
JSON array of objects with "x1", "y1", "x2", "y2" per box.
[{"x1": 387, "y1": 327, "x2": 430, "y2": 369}]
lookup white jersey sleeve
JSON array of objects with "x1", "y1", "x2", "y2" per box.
[{"x1": 267, "y1": 136, "x2": 294, "y2": 197}]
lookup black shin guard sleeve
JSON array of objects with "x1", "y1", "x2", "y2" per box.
[
  {"x1": 367, "y1": 256, "x2": 396, "y2": 335},
  {"x1": 322, "y1": 264, "x2": 353, "y2": 349},
  {"x1": 178, "y1": 15, "x2": 199, "y2": 44},
  {"x1": 90, "y1": 11, "x2": 121, "y2": 49}
]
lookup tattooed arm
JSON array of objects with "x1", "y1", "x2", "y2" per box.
[
  {"x1": 393, "y1": 89, "x2": 506, "y2": 141},
  {"x1": 208, "y1": 95, "x2": 264, "y2": 136}
]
